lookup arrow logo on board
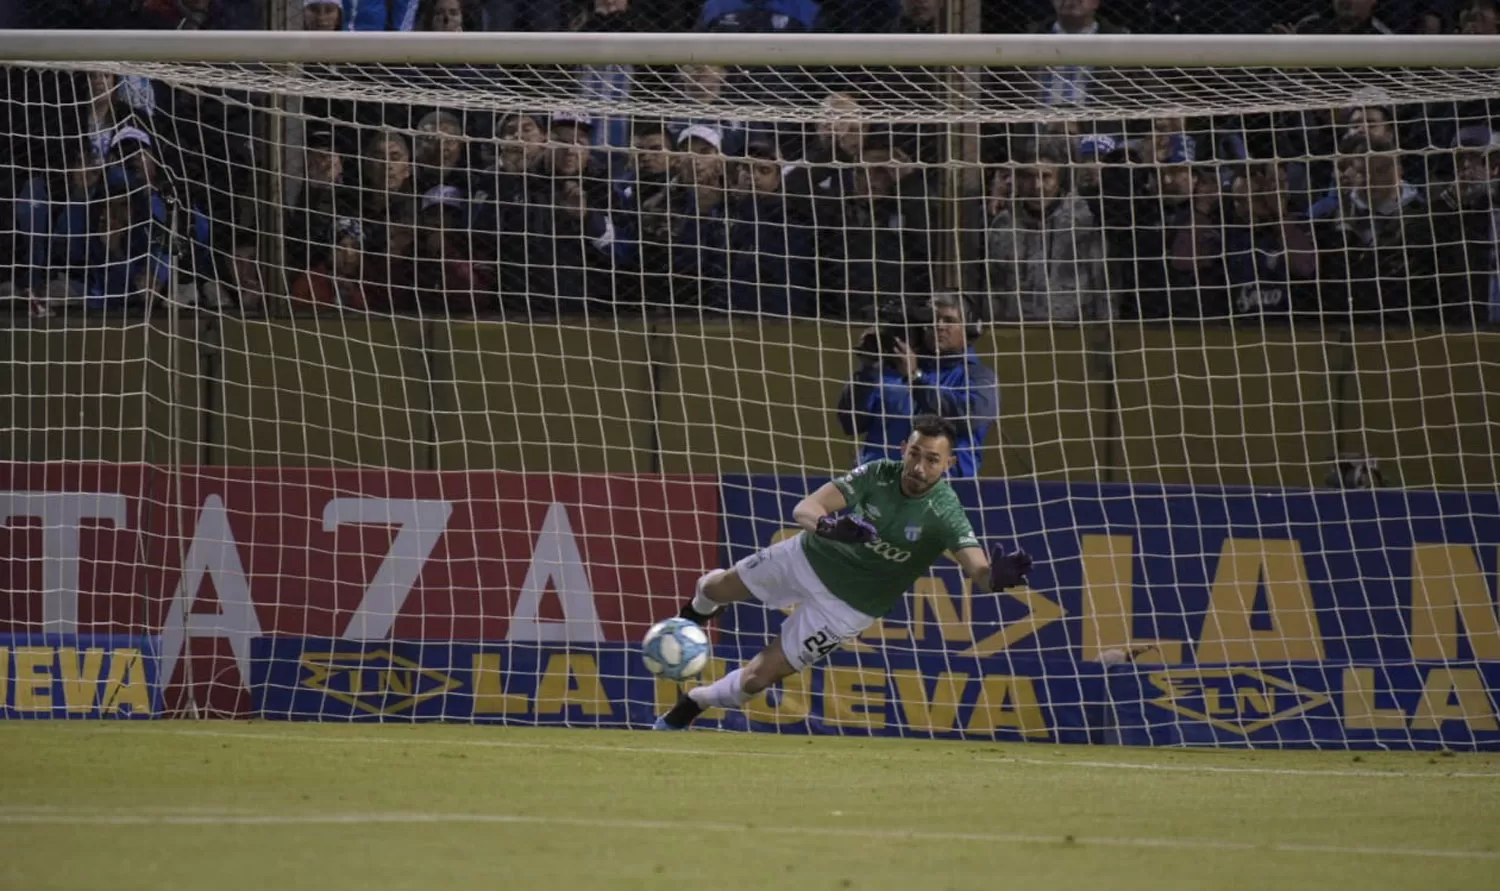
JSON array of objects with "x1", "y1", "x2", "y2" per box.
[{"x1": 957, "y1": 588, "x2": 1066, "y2": 657}]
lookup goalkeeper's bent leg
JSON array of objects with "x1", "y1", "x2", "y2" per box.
[
  {"x1": 678, "y1": 568, "x2": 740, "y2": 625},
  {"x1": 659, "y1": 637, "x2": 798, "y2": 729}
]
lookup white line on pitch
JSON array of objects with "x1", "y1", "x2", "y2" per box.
[
  {"x1": 2, "y1": 809, "x2": 1495, "y2": 862},
  {"x1": 90, "y1": 726, "x2": 1500, "y2": 780},
  {"x1": 127, "y1": 726, "x2": 799, "y2": 759},
  {"x1": 982, "y1": 755, "x2": 1500, "y2": 780},
  {"x1": 0, "y1": 804, "x2": 249, "y2": 816}
]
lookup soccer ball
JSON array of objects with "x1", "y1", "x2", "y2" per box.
[{"x1": 641, "y1": 618, "x2": 711, "y2": 681}]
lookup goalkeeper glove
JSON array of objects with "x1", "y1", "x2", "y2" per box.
[
  {"x1": 988, "y1": 546, "x2": 1033, "y2": 590},
  {"x1": 816, "y1": 514, "x2": 879, "y2": 544}
]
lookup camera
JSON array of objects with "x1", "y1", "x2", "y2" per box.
[{"x1": 857, "y1": 298, "x2": 932, "y2": 364}]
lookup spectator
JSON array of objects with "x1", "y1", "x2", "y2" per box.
[
  {"x1": 302, "y1": 0, "x2": 344, "y2": 29},
  {"x1": 1414, "y1": 7, "x2": 1446, "y2": 32},
  {"x1": 1071, "y1": 132, "x2": 1117, "y2": 198},
  {"x1": 364, "y1": 199, "x2": 419, "y2": 311},
  {"x1": 480, "y1": 111, "x2": 548, "y2": 204},
  {"x1": 1316, "y1": 132, "x2": 1440, "y2": 322},
  {"x1": 699, "y1": 0, "x2": 817, "y2": 33},
  {"x1": 576, "y1": 0, "x2": 649, "y2": 159},
  {"x1": 1430, "y1": 128, "x2": 1499, "y2": 323},
  {"x1": 530, "y1": 114, "x2": 619, "y2": 314},
  {"x1": 344, "y1": 0, "x2": 420, "y2": 30},
  {"x1": 286, "y1": 128, "x2": 352, "y2": 273},
  {"x1": 77, "y1": 171, "x2": 169, "y2": 309},
  {"x1": 1093, "y1": 126, "x2": 1197, "y2": 319},
  {"x1": 1132, "y1": 117, "x2": 1198, "y2": 168},
  {"x1": 7, "y1": 139, "x2": 101, "y2": 301},
  {"x1": 668, "y1": 63, "x2": 769, "y2": 152},
  {"x1": 784, "y1": 92, "x2": 865, "y2": 230},
  {"x1": 473, "y1": 112, "x2": 547, "y2": 304},
  {"x1": 823, "y1": 139, "x2": 938, "y2": 319},
  {"x1": 836, "y1": 292, "x2": 1000, "y2": 477},
  {"x1": 696, "y1": 2, "x2": 816, "y2": 113},
  {"x1": 1459, "y1": 0, "x2": 1498, "y2": 33},
  {"x1": 1036, "y1": 0, "x2": 1126, "y2": 33},
  {"x1": 815, "y1": 0, "x2": 902, "y2": 32},
  {"x1": 416, "y1": 0, "x2": 473, "y2": 29},
  {"x1": 624, "y1": 119, "x2": 674, "y2": 194},
  {"x1": 796, "y1": 93, "x2": 865, "y2": 177},
  {"x1": 477, "y1": 0, "x2": 560, "y2": 30},
  {"x1": 894, "y1": 0, "x2": 942, "y2": 32},
  {"x1": 291, "y1": 216, "x2": 369, "y2": 311},
  {"x1": 356, "y1": 130, "x2": 420, "y2": 264},
  {"x1": 667, "y1": 124, "x2": 732, "y2": 311},
  {"x1": 1128, "y1": 0, "x2": 1257, "y2": 32},
  {"x1": 1028, "y1": 0, "x2": 1129, "y2": 108},
  {"x1": 1279, "y1": 0, "x2": 1393, "y2": 34},
  {"x1": 1283, "y1": 95, "x2": 1417, "y2": 212},
  {"x1": 985, "y1": 136, "x2": 1109, "y2": 322},
  {"x1": 136, "y1": 0, "x2": 217, "y2": 29},
  {"x1": 286, "y1": 0, "x2": 372, "y2": 180},
  {"x1": 1219, "y1": 161, "x2": 1320, "y2": 318},
  {"x1": 1414, "y1": 3, "x2": 1500, "y2": 175},
  {"x1": 1165, "y1": 158, "x2": 1308, "y2": 320},
  {"x1": 573, "y1": 0, "x2": 647, "y2": 32},
  {"x1": 290, "y1": 127, "x2": 348, "y2": 205},
  {"x1": 413, "y1": 109, "x2": 472, "y2": 192},
  {"x1": 100, "y1": 123, "x2": 217, "y2": 307},
  {"x1": 616, "y1": 118, "x2": 676, "y2": 305},
  {"x1": 726, "y1": 138, "x2": 816, "y2": 316},
  {"x1": 82, "y1": 71, "x2": 153, "y2": 156},
  {"x1": 413, "y1": 195, "x2": 496, "y2": 313},
  {"x1": 1163, "y1": 160, "x2": 1231, "y2": 319}
]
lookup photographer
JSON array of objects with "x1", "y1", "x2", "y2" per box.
[{"x1": 835, "y1": 293, "x2": 1000, "y2": 477}]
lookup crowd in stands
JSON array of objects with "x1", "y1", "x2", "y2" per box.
[{"x1": 0, "y1": 0, "x2": 1497, "y2": 325}]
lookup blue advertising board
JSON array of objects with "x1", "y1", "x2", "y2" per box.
[
  {"x1": 251, "y1": 638, "x2": 1108, "y2": 742},
  {"x1": 721, "y1": 477, "x2": 1500, "y2": 666},
  {"x1": 249, "y1": 477, "x2": 1500, "y2": 748},
  {"x1": 1107, "y1": 661, "x2": 1500, "y2": 749},
  {"x1": 718, "y1": 476, "x2": 1500, "y2": 749},
  {"x1": 0, "y1": 634, "x2": 161, "y2": 719}
]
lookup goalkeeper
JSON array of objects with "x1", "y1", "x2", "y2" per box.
[{"x1": 655, "y1": 415, "x2": 1032, "y2": 730}]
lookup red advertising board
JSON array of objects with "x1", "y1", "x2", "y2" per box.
[{"x1": 1, "y1": 464, "x2": 720, "y2": 714}]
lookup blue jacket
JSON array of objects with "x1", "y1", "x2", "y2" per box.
[
  {"x1": 836, "y1": 347, "x2": 1000, "y2": 478},
  {"x1": 343, "y1": 0, "x2": 418, "y2": 31},
  {"x1": 727, "y1": 193, "x2": 815, "y2": 317},
  {"x1": 699, "y1": 0, "x2": 818, "y2": 31}
]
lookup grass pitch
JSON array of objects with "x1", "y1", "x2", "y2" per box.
[{"x1": 2, "y1": 723, "x2": 1498, "y2": 891}]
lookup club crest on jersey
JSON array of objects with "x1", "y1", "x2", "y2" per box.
[{"x1": 904, "y1": 523, "x2": 922, "y2": 542}]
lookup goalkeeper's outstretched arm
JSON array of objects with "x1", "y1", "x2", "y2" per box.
[
  {"x1": 954, "y1": 546, "x2": 995, "y2": 594},
  {"x1": 955, "y1": 544, "x2": 1032, "y2": 594},
  {"x1": 791, "y1": 482, "x2": 849, "y2": 533}
]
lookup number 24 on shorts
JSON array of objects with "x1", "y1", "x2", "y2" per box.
[{"x1": 802, "y1": 629, "x2": 840, "y2": 660}]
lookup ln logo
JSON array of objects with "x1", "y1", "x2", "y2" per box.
[
  {"x1": 1146, "y1": 668, "x2": 1331, "y2": 736},
  {"x1": 301, "y1": 649, "x2": 461, "y2": 716}
]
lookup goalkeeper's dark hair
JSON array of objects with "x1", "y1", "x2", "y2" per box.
[{"x1": 911, "y1": 415, "x2": 959, "y2": 449}]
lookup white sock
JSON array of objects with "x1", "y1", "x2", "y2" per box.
[
  {"x1": 690, "y1": 569, "x2": 727, "y2": 616},
  {"x1": 688, "y1": 668, "x2": 751, "y2": 709}
]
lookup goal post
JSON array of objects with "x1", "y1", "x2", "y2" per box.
[
  {"x1": 1, "y1": 31, "x2": 1499, "y2": 749},
  {"x1": 3, "y1": 30, "x2": 1500, "y2": 67}
]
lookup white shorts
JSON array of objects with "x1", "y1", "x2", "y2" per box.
[{"x1": 733, "y1": 536, "x2": 876, "y2": 672}]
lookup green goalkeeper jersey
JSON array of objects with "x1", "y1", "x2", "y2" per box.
[{"x1": 801, "y1": 460, "x2": 981, "y2": 618}]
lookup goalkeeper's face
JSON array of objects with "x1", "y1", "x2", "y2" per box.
[{"x1": 901, "y1": 434, "x2": 956, "y2": 496}]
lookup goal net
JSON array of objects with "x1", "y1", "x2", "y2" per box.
[{"x1": 2, "y1": 32, "x2": 1499, "y2": 749}]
